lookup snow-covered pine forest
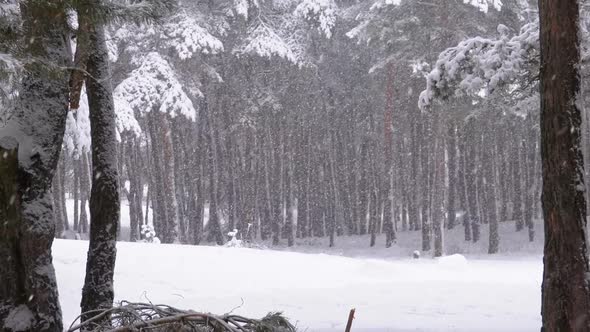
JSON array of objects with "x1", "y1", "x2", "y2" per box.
[
  {"x1": 19, "y1": 0, "x2": 541, "y2": 251},
  {"x1": 2, "y1": 0, "x2": 590, "y2": 331}
]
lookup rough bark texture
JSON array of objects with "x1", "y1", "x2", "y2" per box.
[
  {"x1": 0, "y1": 2, "x2": 70, "y2": 330},
  {"x1": 79, "y1": 12, "x2": 120, "y2": 325},
  {"x1": 539, "y1": 0, "x2": 590, "y2": 330}
]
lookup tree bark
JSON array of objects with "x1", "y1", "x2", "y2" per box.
[
  {"x1": 79, "y1": 11, "x2": 120, "y2": 326},
  {"x1": 539, "y1": 0, "x2": 590, "y2": 329},
  {"x1": 0, "y1": 2, "x2": 69, "y2": 329}
]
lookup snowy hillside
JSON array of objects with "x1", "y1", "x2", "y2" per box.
[{"x1": 54, "y1": 240, "x2": 542, "y2": 331}]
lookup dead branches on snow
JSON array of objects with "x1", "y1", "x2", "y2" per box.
[{"x1": 67, "y1": 301, "x2": 296, "y2": 332}]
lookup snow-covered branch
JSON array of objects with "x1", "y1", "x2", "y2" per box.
[
  {"x1": 114, "y1": 52, "x2": 197, "y2": 120},
  {"x1": 418, "y1": 22, "x2": 539, "y2": 109}
]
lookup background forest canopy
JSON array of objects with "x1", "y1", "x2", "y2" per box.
[{"x1": 0, "y1": 0, "x2": 577, "y2": 255}]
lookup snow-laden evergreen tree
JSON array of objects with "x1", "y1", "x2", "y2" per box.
[{"x1": 345, "y1": 0, "x2": 517, "y2": 253}]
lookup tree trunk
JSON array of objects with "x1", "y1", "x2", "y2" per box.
[
  {"x1": 409, "y1": 121, "x2": 420, "y2": 231},
  {"x1": 79, "y1": 13, "x2": 120, "y2": 326},
  {"x1": 205, "y1": 107, "x2": 224, "y2": 245},
  {"x1": 0, "y1": 2, "x2": 69, "y2": 329},
  {"x1": 160, "y1": 115, "x2": 179, "y2": 243},
  {"x1": 285, "y1": 134, "x2": 295, "y2": 247},
  {"x1": 539, "y1": 0, "x2": 590, "y2": 329},
  {"x1": 446, "y1": 121, "x2": 457, "y2": 230},
  {"x1": 79, "y1": 152, "x2": 90, "y2": 234},
  {"x1": 512, "y1": 129, "x2": 524, "y2": 231},
  {"x1": 457, "y1": 127, "x2": 471, "y2": 241},
  {"x1": 432, "y1": 121, "x2": 445, "y2": 257},
  {"x1": 524, "y1": 122, "x2": 536, "y2": 242},
  {"x1": 420, "y1": 118, "x2": 432, "y2": 251},
  {"x1": 52, "y1": 164, "x2": 65, "y2": 238},
  {"x1": 125, "y1": 136, "x2": 139, "y2": 242},
  {"x1": 73, "y1": 157, "x2": 80, "y2": 232},
  {"x1": 465, "y1": 121, "x2": 480, "y2": 242},
  {"x1": 484, "y1": 131, "x2": 499, "y2": 254}
]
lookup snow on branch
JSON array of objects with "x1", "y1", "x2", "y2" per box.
[
  {"x1": 66, "y1": 87, "x2": 141, "y2": 154},
  {"x1": 418, "y1": 22, "x2": 539, "y2": 110},
  {"x1": 294, "y1": 0, "x2": 337, "y2": 39},
  {"x1": 65, "y1": 89, "x2": 91, "y2": 157},
  {"x1": 463, "y1": 0, "x2": 502, "y2": 13},
  {"x1": 234, "y1": 23, "x2": 297, "y2": 63},
  {"x1": 114, "y1": 96, "x2": 141, "y2": 138},
  {"x1": 114, "y1": 52, "x2": 197, "y2": 120},
  {"x1": 163, "y1": 13, "x2": 224, "y2": 59},
  {"x1": 368, "y1": 0, "x2": 500, "y2": 12},
  {"x1": 233, "y1": 0, "x2": 258, "y2": 19}
]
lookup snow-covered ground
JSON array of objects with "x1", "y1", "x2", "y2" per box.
[{"x1": 54, "y1": 239, "x2": 542, "y2": 332}]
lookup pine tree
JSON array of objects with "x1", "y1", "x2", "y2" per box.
[
  {"x1": 76, "y1": 4, "x2": 121, "y2": 325},
  {"x1": 0, "y1": 1, "x2": 70, "y2": 330},
  {"x1": 539, "y1": 0, "x2": 590, "y2": 329}
]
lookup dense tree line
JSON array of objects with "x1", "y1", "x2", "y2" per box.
[
  {"x1": 42, "y1": 0, "x2": 548, "y2": 257},
  {"x1": 3, "y1": 0, "x2": 590, "y2": 331}
]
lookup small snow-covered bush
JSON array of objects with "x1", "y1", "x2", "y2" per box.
[
  {"x1": 224, "y1": 228, "x2": 243, "y2": 248},
  {"x1": 140, "y1": 224, "x2": 160, "y2": 244}
]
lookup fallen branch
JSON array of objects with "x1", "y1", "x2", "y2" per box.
[{"x1": 67, "y1": 301, "x2": 296, "y2": 332}]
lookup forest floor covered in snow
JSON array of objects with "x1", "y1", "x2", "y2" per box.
[{"x1": 54, "y1": 236, "x2": 542, "y2": 332}]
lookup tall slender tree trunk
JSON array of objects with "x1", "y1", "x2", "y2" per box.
[
  {"x1": 147, "y1": 113, "x2": 167, "y2": 238},
  {"x1": 73, "y1": 157, "x2": 80, "y2": 232},
  {"x1": 539, "y1": 0, "x2": 590, "y2": 329},
  {"x1": 285, "y1": 133, "x2": 295, "y2": 247},
  {"x1": 446, "y1": 121, "x2": 457, "y2": 230},
  {"x1": 125, "y1": 136, "x2": 139, "y2": 242},
  {"x1": 79, "y1": 11, "x2": 120, "y2": 325},
  {"x1": 524, "y1": 122, "x2": 537, "y2": 242},
  {"x1": 160, "y1": 115, "x2": 179, "y2": 243},
  {"x1": 59, "y1": 153, "x2": 69, "y2": 231},
  {"x1": 457, "y1": 127, "x2": 471, "y2": 241},
  {"x1": 410, "y1": 121, "x2": 420, "y2": 231},
  {"x1": 52, "y1": 166, "x2": 65, "y2": 238},
  {"x1": 171, "y1": 120, "x2": 186, "y2": 242},
  {"x1": 420, "y1": 118, "x2": 432, "y2": 251},
  {"x1": 79, "y1": 152, "x2": 90, "y2": 234},
  {"x1": 512, "y1": 130, "x2": 524, "y2": 231},
  {"x1": 485, "y1": 130, "x2": 499, "y2": 254},
  {"x1": 205, "y1": 107, "x2": 224, "y2": 245},
  {"x1": 384, "y1": 63, "x2": 396, "y2": 247},
  {"x1": 465, "y1": 121, "x2": 480, "y2": 242},
  {"x1": 497, "y1": 130, "x2": 509, "y2": 222}
]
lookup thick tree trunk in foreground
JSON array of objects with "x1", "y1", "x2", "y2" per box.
[
  {"x1": 0, "y1": 2, "x2": 69, "y2": 330},
  {"x1": 79, "y1": 13, "x2": 120, "y2": 325},
  {"x1": 539, "y1": 0, "x2": 590, "y2": 330}
]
